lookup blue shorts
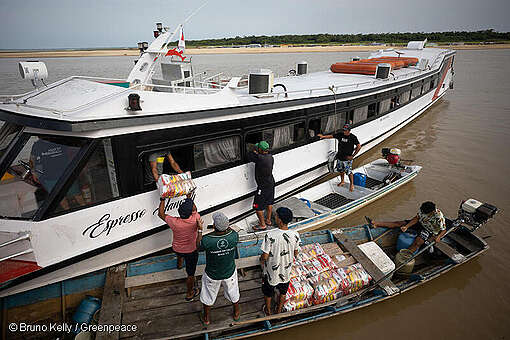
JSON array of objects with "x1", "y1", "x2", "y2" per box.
[{"x1": 336, "y1": 160, "x2": 353, "y2": 175}]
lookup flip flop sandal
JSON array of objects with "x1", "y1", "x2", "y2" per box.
[
  {"x1": 261, "y1": 304, "x2": 270, "y2": 317},
  {"x1": 365, "y1": 216, "x2": 376, "y2": 228},
  {"x1": 252, "y1": 225, "x2": 267, "y2": 232},
  {"x1": 199, "y1": 311, "x2": 210, "y2": 326},
  {"x1": 185, "y1": 287, "x2": 200, "y2": 302}
]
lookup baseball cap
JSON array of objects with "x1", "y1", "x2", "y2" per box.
[
  {"x1": 256, "y1": 141, "x2": 270, "y2": 151},
  {"x1": 343, "y1": 123, "x2": 351, "y2": 131},
  {"x1": 276, "y1": 207, "x2": 293, "y2": 224},
  {"x1": 212, "y1": 212, "x2": 230, "y2": 231},
  {"x1": 178, "y1": 198, "x2": 193, "y2": 219}
]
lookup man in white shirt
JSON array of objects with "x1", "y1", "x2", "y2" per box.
[{"x1": 259, "y1": 207, "x2": 301, "y2": 315}]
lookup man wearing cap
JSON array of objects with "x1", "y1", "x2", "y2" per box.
[
  {"x1": 247, "y1": 141, "x2": 275, "y2": 231},
  {"x1": 196, "y1": 212, "x2": 240, "y2": 325},
  {"x1": 318, "y1": 123, "x2": 361, "y2": 192},
  {"x1": 158, "y1": 197, "x2": 201, "y2": 301},
  {"x1": 260, "y1": 207, "x2": 301, "y2": 315}
]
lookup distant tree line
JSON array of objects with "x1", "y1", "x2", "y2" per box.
[{"x1": 182, "y1": 29, "x2": 509, "y2": 46}]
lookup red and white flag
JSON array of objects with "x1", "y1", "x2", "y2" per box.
[
  {"x1": 165, "y1": 26, "x2": 187, "y2": 61},
  {"x1": 177, "y1": 26, "x2": 185, "y2": 52}
]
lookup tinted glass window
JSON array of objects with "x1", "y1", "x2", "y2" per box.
[
  {"x1": 194, "y1": 136, "x2": 241, "y2": 171},
  {"x1": 320, "y1": 112, "x2": 346, "y2": 134},
  {"x1": 399, "y1": 90, "x2": 411, "y2": 104},
  {"x1": 353, "y1": 106, "x2": 368, "y2": 124},
  {"x1": 54, "y1": 139, "x2": 119, "y2": 214},
  {"x1": 246, "y1": 122, "x2": 305, "y2": 152},
  {"x1": 379, "y1": 98, "x2": 391, "y2": 114},
  {"x1": 0, "y1": 134, "x2": 86, "y2": 218},
  {"x1": 411, "y1": 86, "x2": 422, "y2": 99}
]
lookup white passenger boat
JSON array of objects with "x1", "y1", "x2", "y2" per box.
[{"x1": 0, "y1": 23, "x2": 454, "y2": 296}]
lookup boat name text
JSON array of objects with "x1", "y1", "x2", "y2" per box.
[{"x1": 83, "y1": 210, "x2": 147, "y2": 238}]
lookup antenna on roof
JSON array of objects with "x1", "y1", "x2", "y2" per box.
[{"x1": 127, "y1": 0, "x2": 209, "y2": 86}]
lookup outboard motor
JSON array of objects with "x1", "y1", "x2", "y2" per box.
[
  {"x1": 381, "y1": 147, "x2": 401, "y2": 165},
  {"x1": 458, "y1": 198, "x2": 498, "y2": 231}
]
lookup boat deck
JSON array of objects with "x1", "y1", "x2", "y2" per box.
[{"x1": 120, "y1": 267, "x2": 265, "y2": 339}]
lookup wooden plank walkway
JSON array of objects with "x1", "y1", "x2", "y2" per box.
[
  {"x1": 96, "y1": 264, "x2": 127, "y2": 340},
  {"x1": 335, "y1": 233, "x2": 399, "y2": 296},
  {"x1": 120, "y1": 267, "x2": 265, "y2": 339},
  {"x1": 125, "y1": 256, "x2": 260, "y2": 296}
]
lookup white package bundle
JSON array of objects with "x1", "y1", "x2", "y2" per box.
[{"x1": 157, "y1": 171, "x2": 196, "y2": 198}]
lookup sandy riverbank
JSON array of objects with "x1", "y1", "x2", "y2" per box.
[{"x1": 1, "y1": 44, "x2": 509, "y2": 58}]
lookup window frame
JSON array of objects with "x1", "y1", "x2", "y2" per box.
[
  {"x1": 244, "y1": 119, "x2": 307, "y2": 156},
  {"x1": 42, "y1": 138, "x2": 124, "y2": 219},
  {"x1": 137, "y1": 130, "x2": 244, "y2": 191}
]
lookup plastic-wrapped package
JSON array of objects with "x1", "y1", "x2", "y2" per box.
[
  {"x1": 310, "y1": 270, "x2": 341, "y2": 305},
  {"x1": 157, "y1": 172, "x2": 196, "y2": 198},
  {"x1": 336, "y1": 264, "x2": 372, "y2": 295},
  {"x1": 283, "y1": 277, "x2": 314, "y2": 311}
]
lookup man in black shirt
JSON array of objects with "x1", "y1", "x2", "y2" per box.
[
  {"x1": 318, "y1": 123, "x2": 361, "y2": 191},
  {"x1": 247, "y1": 141, "x2": 275, "y2": 231}
]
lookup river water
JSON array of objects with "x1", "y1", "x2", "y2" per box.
[{"x1": 1, "y1": 49, "x2": 509, "y2": 339}]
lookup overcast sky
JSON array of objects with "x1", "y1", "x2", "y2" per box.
[{"x1": 1, "y1": 0, "x2": 509, "y2": 49}]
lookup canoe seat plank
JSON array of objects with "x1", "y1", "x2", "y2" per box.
[
  {"x1": 434, "y1": 241, "x2": 465, "y2": 264},
  {"x1": 335, "y1": 233, "x2": 399, "y2": 296},
  {"x1": 125, "y1": 255, "x2": 260, "y2": 292},
  {"x1": 96, "y1": 264, "x2": 127, "y2": 340},
  {"x1": 447, "y1": 233, "x2": 478, "y2": 253}
]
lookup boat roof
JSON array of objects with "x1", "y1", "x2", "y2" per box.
[{"x1": 0, "y1": 47, "x2": 454, "y2": 136}]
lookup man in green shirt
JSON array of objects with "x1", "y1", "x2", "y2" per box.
[{"x1": 196, "y1": 212, "x2": 240, "y2": 325}]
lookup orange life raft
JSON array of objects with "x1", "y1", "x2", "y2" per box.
[{"x1": 330, "y1": 56, "x2": 419, "y2": 75}]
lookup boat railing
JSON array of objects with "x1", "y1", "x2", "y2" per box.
[
  {"x1": 238, "y1": 68, "x2": 427, "y2": 100},
  {"x1": 0, "y1": 233, "x2": 33, "y2": 263},
  {"x1": 0, "y1": 75, "x2": 224, "y2": 117}
]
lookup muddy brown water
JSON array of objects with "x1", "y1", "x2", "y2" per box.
[
  {"x1": 0, "y1": 49, "x2": 509, "y2": 339},
  {"x1": 258, "y1": 50, "x2": 510, "y2": 340}
]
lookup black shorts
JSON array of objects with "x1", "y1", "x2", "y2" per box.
[
  {"x1": 405, "y1": 220, "x2": 431, "y2": 241},
  {"x1": 262, "y1": 276, "x2": 290, "y2": 297},
  {"x1": 175, "y1": 250, "x2": 199, "y2": 277},
  {"x1": 253, "y1": 186, "x2": 275, "y2": 211}
]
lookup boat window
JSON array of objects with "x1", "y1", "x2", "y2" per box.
[
  {"x1": 246, "y1": 122, "x2": 306, "y2": 153},
  {"x1": 422, "y1": 80, "x2": 431, "y2": 93},
  {"x1": 0, "y1": 134, "x2": 87, "y2": 219},
  {"x1": 399, "y1": 91, "x2": 411, "y2": 104},
  {"x1": 0, "y1": 122, "x2": 22, "y2": 159},
  {"x1": 52, "y1": 139, "x2": 120, "y2": 215},
  {"x1": 352, "y1": 106, "x2": 368, "y2": 124},
  {"x1": 193, "y1": 136, "x2": 241, "y2": 171},
  {"x1": 379, "y1": 98, "x2": 392, "y2": 114},
  {"x1": 320, "y1": 112, "x2": 346, "y2": 134},
  {"x1": 142, "y1": 145, "x2": 194, "y2": 186},
  {"x1": 411, "y1": 85, "x2": 422, "y2": 100},
  {"x1": 367, "y1": 103, "x2": 378, "y2": 118},
  {"x1": 430, "y1": 79, "x2": 436, "y2": 91}
]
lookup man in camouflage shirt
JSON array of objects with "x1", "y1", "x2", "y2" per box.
[{"x1": 369, "y1": 201, "x2": 447, "y2": 252}]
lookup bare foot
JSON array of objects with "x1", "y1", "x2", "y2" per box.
[
  {"x1": 337, "y1": 181, "x2": 345, "y2": 187},
  {"x1": 349, "y1": 184, "x2": 354, "y2": 192}
]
